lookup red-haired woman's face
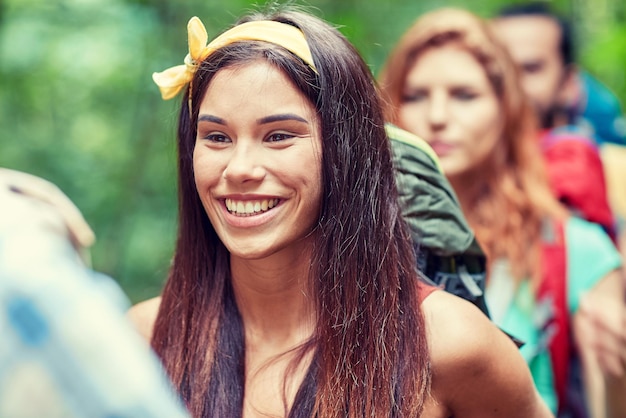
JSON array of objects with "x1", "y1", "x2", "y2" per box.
[
  {"x1": 397, "y1": 44, "x2": 503, "y2": 178},
  {"x1": 193, "y1": 61, "x2": 322, "y2": 262}
]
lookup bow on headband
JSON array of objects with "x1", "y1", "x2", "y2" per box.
[{"x1": 152, "y1": 16, "x2": 318, "y2": 101}]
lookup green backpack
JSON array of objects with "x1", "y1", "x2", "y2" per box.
[{"x1": 387, "y1": 124, "x2": 490, "y2": 316}]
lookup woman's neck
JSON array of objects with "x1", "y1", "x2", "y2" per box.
[
  {"x1": 232, "y1": 252, "x2": 316, "y2": 418},
  {"x1": 230, "y1": 249, "x2": 316, "y2": 353}
]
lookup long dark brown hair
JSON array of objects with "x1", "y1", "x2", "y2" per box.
[{"x1": 152, "y1": 7, "x2": 430, "y2": 417}]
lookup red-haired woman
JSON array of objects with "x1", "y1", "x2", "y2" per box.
[{"x1": 379, "y1": 7, "x2": 625, "y2": 418}]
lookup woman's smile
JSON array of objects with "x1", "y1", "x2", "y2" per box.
[
  {"x1": 224, "y1": 197, "x2": 281, "y2": 217},
  {"x1": 193, "y1": 60, "x2": 322, "y2": 260}
]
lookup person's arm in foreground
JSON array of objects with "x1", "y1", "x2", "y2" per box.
[
  {"x1": 424, "y1": 290, "x2": 554, "y2": 418},
  {"x1": 575, "y1": 268, "x2": 626, "y2": 418}
]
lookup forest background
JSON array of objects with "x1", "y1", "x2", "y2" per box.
[{"x1": 1, "y1": 0, "x2": 624, "y2": 303}]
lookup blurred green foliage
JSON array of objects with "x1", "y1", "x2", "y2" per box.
[{"x1": 1, "y1": 0, "x2": 624, "y2": 303}]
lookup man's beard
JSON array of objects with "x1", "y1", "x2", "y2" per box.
[{"x1": 539, "y1": 103, "x2": 577, "y2": 129}]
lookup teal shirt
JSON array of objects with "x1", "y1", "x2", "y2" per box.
[{"x1": 485, "y1": 217, "x2": 622, "y2": 413}]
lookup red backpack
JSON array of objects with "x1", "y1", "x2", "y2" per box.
[
  {"x1": 539, "y1": 218, "x2": 588, "y2": 418},
  {"x1": 540, "y1": 128, "x2": 616, "y2": 243}
]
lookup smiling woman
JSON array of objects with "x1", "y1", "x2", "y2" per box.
[
  {"x1": 193, "y1": 61, "x2": 322, "y2": 259},
  {"x1": 127, "y1": 5, "x2": 552, "y2": 418}
]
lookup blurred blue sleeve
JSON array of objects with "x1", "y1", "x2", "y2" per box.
[
  {"x1": 0, "y1": 168, "x2": 190, "y2": 418},
  {"x1": 577, "y1": 70, "x2": 626, "y2": 147}
]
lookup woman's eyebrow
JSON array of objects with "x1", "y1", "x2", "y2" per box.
[
  {"x1": 258, "y1": 113, "x2": 308, "y2": 124},
  {"x1": 197, "y1": 114, "x2": 226, "y2": 125}
]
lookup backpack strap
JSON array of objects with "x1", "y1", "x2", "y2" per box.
[{"x1": 538, "y1": 218, "x2": 569, "y2": 413}]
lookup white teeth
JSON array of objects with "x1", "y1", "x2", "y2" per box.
[{"x1": 225, "y1": 198, "x2": 279, "y2": 216}]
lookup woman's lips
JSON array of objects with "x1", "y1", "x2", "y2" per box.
[{"x1": 429, "y1": 140, "x2": 456, "y2": 156}]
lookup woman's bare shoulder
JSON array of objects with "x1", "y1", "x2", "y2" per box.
[
  {"x1": 421, "y1": 290, "x2": 500, "y2": 372},
  {"x1": 420, "y1": 290, "x2": 552, "y2": 417},
  {"x1": 127, "y1": 296, "x2": 162, "y2": 342}
]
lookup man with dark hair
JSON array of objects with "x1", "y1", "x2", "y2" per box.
[
  {"x1": 495, "y1": 2, "x2": 576, "y2": 129},
  {"x1": 493, "y1": 2, "x2": 626, "y2": 145}
]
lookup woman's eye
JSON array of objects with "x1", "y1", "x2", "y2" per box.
[
  {"x1": 203, "y1": 133, "x2": 230, "y2": 143},
  {"x1": 401, "y1": 91, "x2": 427, "y2": 103},
  {"x1": 452, "y1": 90, "x2": 478, "y2": 101},
  {"x1": 266, "y1": 132, "x2": 295, "y2": 142}
]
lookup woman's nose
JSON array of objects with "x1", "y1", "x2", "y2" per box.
[
  {"x1": 222, "y1": 143, "x2": 266, "y2": 183},
  {"x1": 427, "y1": 94, "x2": 448, "y2": 129}
]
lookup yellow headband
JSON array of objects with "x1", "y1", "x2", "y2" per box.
[{"x1": 152, "y1": 16, "x2": 318, "y2": 101}]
